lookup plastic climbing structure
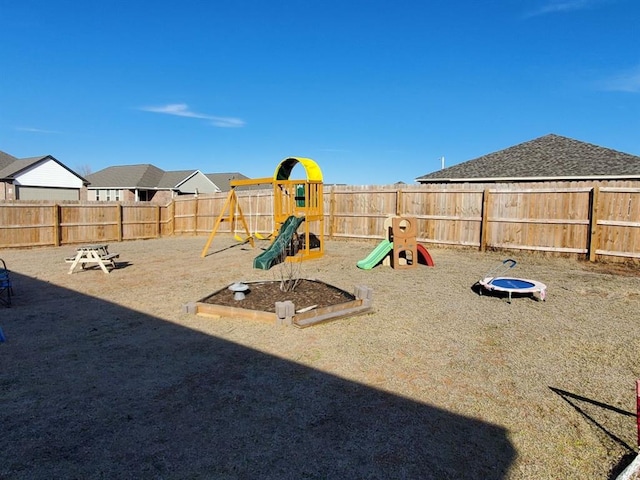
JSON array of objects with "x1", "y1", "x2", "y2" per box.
[
  {"x1": 356, "y1": 216, "x2": 434, "y2": 269},
  {"x1": 201, "y1": 157, "x2": 324, "y2": 268}
]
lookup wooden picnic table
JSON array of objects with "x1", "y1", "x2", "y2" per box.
[{"x1": 65, "y1": 244, "x2": 119, "y2": 274}]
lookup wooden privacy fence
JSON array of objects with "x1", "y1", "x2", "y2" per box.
[
  {"x1": 0, "y1": 203, "x2": 171, "y2": 248},
  {"x1": 326, "y1": 185, "x2": 640, "y2": 261},
  {"x1": 1, "y1": 185, "x2": 639, "y2": 261}
]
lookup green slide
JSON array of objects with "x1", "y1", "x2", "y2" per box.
[
  {"x1": 356, "y1": 239, "x2": 393, "y2": 270},
  {"x1": 253, "y1": 216, "x2": 305, "y2": 270}
]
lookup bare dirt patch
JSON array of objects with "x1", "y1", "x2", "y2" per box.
[
  {"x1": 1, "y1": 236, "x2": 639, "y2": 479},
  {"x1": 201, "y1": 279, "x2": 355, "y2": 312}
]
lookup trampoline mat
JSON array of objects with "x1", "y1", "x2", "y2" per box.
[{"x1": 490, "y1": 278, "x2": 537, "y2": 290}]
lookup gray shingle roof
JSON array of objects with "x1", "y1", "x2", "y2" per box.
[
  {"x1": 205, "y1": 172, "x2": 264, "y2": 191},
  {"x1": 158, "y1": 170, "x2": 197, "y2": 189},
  {"x1": 416, "y1": 134, "x2": 640, "y2": 182},
  {"x1": 87, "y1": 165, "x2": 251, "y2": 192},
  {"x1": 0, "y1": 156, "x2": 48, "y2": 179},
  {"x1": 86, "y1": 164, "x2": 167, "y2": 188},
  {"x1": 0, "y1": 150, "x2": 19, "y2": 171}
]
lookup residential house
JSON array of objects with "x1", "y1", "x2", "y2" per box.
[
  {"x1": 413, "y1": 134, "x2": 640, "y2": 261},
  {"x1": 415, "y1": 134, "x2": 640, "y2": 188},
  {"x1": 0, "y1": 150, "x2": 88, "y2": 201},
  {"x1": 86, "y1": 165, "x2": 255, "y2": 203}
]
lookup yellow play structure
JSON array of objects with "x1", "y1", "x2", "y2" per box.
[{"x1": 201, "y1": 157, "x2": 324, "y2": 269}]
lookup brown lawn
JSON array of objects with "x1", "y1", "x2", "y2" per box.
[{"x1": 1, "y1": 236, "x2": 639, "y2": 479}]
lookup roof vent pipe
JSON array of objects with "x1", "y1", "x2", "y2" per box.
[{"x1": 441, "y1": 156, "x2": 445, "y2": 170}]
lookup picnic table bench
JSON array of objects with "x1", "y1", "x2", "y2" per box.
[{"x1": 65, "y1": 244, "x2": 120, "y2": 274}]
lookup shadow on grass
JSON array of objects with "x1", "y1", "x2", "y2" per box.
[
  {"x1": 549, "y1": 387, "x2": 638, "y2": 479},
  {"x1": 203, "y1": 239, "x2": 254, "y2": 257},
  {"x1": 1, "y1": 272, "x2": 515, "y2": 479}
]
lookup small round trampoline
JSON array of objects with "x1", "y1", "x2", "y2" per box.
[
  {"x1": 477, "y1": 259, "x2": 547, "y2": 303},
  {"x1": 479, "y1": 276, "x2": 547, "y2": 302}
]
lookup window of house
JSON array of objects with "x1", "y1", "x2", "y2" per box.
[
  {"x1": 94, "y1": 189, "x2": 121, "y2": 201},
  {"x1": 104, "y1": 189, "x2": 118, "y2": 201}
]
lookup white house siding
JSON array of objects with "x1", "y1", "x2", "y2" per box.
[{"x1": 14, "y1": 158, "x2": 84, "y2": 188}]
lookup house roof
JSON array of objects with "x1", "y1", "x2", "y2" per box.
[
  {"x1": 86, "y1": 164, "x2": 168, "y2": 188},
  {"x1": 158, "y1": 170, "x2": 199, "y2": 189},
  {"x1": 87, "y1": 165, "x2": 250, "y2": 192},
  {"x1": 205, "y1": 172, "x2": 265, "y2": 191},
  {"x1": 416, "y1": 134, "x2": 640, "y2": 182},
  {"x1": 0, "y1": 152, "x2": 89, "y2": 184},
  {"x1": 0, "y1": 150, "x2": 19, "y2": 171},
  {"x1": 0, "y1": 156, "x2": 48, "y2": 179}
]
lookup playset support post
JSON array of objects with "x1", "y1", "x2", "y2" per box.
[{"x1": 201, "y1": 188, "x2": 255, "y2": 257}]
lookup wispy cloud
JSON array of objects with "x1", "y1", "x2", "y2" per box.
[
  {"x1": 15, "y1": 127, "x2": 62, "y2": 134},
  {"x1": 318, "y1": 148, "x2": 351, "y2": 153},
  {"x1": 525, "y1": 0, "x2": 610, "y2": 17},
  {"x1": 139, "y1": 103, "x2": 245, "y2": 128},
  {"x1": 598, "y1": 66, "x2": 640, "y2": 93}
]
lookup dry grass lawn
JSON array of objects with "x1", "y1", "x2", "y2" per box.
[{"x1": 1, "y1": 236, "x2": 639, "y2": 479}]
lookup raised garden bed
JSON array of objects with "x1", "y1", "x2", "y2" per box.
[{"x1": 191, "y1": 279, "x2": 373, "y2": 328}]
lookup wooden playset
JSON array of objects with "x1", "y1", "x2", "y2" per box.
[{"x1": 201, "y1": 157, "x2": 324, "y2": 265}]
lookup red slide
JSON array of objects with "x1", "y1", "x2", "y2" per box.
[{"x1": 416, "y1": 244, "x2": 435, "y2": 267}]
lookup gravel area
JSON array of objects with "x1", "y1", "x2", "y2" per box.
[{"x1": 0, "y1": 235, "x2": 639, "y2": 479}]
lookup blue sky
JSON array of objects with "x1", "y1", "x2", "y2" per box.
[{"x1": 1, "y1": 0, "x2": 638, "y2": 185}]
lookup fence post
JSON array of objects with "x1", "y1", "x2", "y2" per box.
[
  {"x1": 116, "y1": 204, "x2": 123, "y2": 242},
  {"x1": 169, "y1": 200, "x2": 175, "y2": 235},
  {"x1": 396, "y1": 188, "x2": 403, "y2": 216},
  {"x1": 156, "y1": 205, "x2": 161, "y2": 238},
  {"x1": 52, "y1": 204, "x2": 61, "y2": 246},
  {"x1": 328, "y1": 187, "x2": 335, "y2": 239},
  {"x1": 193, "y1": 197, "x2": 199, "y2": 235},
  {"x1": 588, "y1": 186, "x2": 599, "y2": 262},
  {"x1": 480, "y1": 189, "x2": 490, "y2": 251}
]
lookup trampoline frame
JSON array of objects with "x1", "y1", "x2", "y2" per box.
[{"x1": 477, "y1": 259, "x2": 547, "y2": 303}]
